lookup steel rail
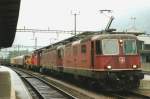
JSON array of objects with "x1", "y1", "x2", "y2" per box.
[
  {"x1": 11, "y1": 66, "x2": 150, "y2": 99},
  {"x1": 13, "y1": 68, "x2": 77, "y2": 99},
  {"x1": 109, "y1": 91, "x2": 150, "y2": 99}
]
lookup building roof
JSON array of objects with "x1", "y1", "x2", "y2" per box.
[
  {"x1": 126, "y1": 27, "x2": 145, "y2": 36},
  {"x1": 0, "y1": 0, "x2": 20, "y2": 48},
  {"x1": 137, "y1": 35, "x2": 150, "y2": 44},
  {"x1": 140, "y1": 50, "x2": 150, "y2": 54}
]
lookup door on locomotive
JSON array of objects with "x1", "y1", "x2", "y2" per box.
[{"x1": 57, "y1": 46, "x2": 64, "y2": 67}]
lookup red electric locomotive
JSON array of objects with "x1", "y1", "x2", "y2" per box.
[
  {"x1": 64, "y1": 33, "x2": 143, "y2": 90},
  {"x1": 26, "y1": 32, "x2": 144, "y2": 91},
  {"x1": 30, "y1": 51, "x2": 41, "y2": 71}
]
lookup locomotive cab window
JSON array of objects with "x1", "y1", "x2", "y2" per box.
[
  {"x1": 124, "y1": 39, "x2": 137, "y2": 55},
  {"x1": 96, "y1": 40, "x2": 102, "y2": 55},
  {"x1": 102, "y1": 39, "x2": 119, "y2": 55}
]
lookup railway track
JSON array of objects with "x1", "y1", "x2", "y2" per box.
[
  {"x1": 11, "y1": 67, "x2": 150, "y2": 99},
  {"x1": 11, "y1": 67, "x2": 116, "y2": 99},
  {"x1": 13, "y1": 68, "x2": 77, "y2": 99},
  {"x1": 109, "y1": 91, "x2": 150, "y2": 99}
]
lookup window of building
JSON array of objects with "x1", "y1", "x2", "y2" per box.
[{"x1": 146, "y1": 56, "x2": 150, "y2": 63}]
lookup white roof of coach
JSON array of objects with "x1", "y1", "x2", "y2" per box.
[{"x1": 12, "y1": 55, "x2": 24, "y2": 60}]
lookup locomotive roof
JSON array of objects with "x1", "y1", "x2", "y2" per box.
[
  {"x1": 34, "y1": 31, "x2": 99, "y2": 52},
  {"x1": 34, "y1": 31, "x2": 137, "y2": 52},
  {"x1": 92, "y1": 34, "x2": 137, "y2": 40},
  {"x1": 72, "y1": 40, "x2": 81, "y2": 46}
]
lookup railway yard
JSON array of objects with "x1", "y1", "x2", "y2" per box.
[
  {"x1": 1, "y1": 0, "x2": 150, "y2": 99},
  {"x1": 0, "y1": 65, "x2": 149, "y2": 99},
  {"x1": 1, "y1": 33, "x2": 150, "y2": 99}
]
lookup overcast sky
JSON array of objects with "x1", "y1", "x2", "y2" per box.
[{"x1": 12, "y1": 0, "x2": 150, "y2": 50}]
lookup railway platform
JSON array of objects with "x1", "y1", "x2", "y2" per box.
[
  {"x1": 142, "y1": 63, "x2": 150, "y2": 72},
  {"x1": 0, "y1": 66, "x2": 32, "y2": 99},
  {"x1": 140, "y1": 63, "x2": 150, "y2": 89},
  {"x1": 140, "y1": 75, "x2": 150, "y2": 90}
]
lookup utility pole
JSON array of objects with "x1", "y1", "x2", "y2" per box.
[
  {"x1": 35, "y1": 37, "x2": 37, "y2": 50},
  {"x1": 131, "y1": 17, "x2": 136, "y2": 28},
  {"x1": 49, "y1": 38, "x2": 57, "y2": 44},
  {"x1": 17, "y1": 45, "x2": 20, "y2": 55},
  {"x1": 71, "y1": 10, "x2": 80, "y2": 36}
]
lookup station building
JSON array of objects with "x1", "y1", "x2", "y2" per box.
[{"x1": 137, "y1": 35, "x2": 150, "y2": 70}]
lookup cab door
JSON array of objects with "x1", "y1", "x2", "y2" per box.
[{"x1": 57, "y1": 49, "x2": 63, "y2": 66}]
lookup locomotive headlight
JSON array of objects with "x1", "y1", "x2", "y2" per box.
[
  {"x1": 107, "y1": 65, "x2": 112, "y2": 69},
  {"x1": 119, "y1": 39, "x2": 123, "y2": 46},
  {"x1": 119, "y1": 39, "x2": 123, "y2": 43},
  {"x1": 133, "y1": 65, "x2": 137, "y2": 69}
]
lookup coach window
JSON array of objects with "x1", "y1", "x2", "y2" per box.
[
  {"x1": 96, "y1": 40, "x2": 102, "y2": 55},
  {"x1": 81, "y1": 45, "x2": 86, "y2": 53}
]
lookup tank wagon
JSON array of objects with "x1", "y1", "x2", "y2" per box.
[{"x1": 10, "y1": 31, "x2": 144, "y2": 91}]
